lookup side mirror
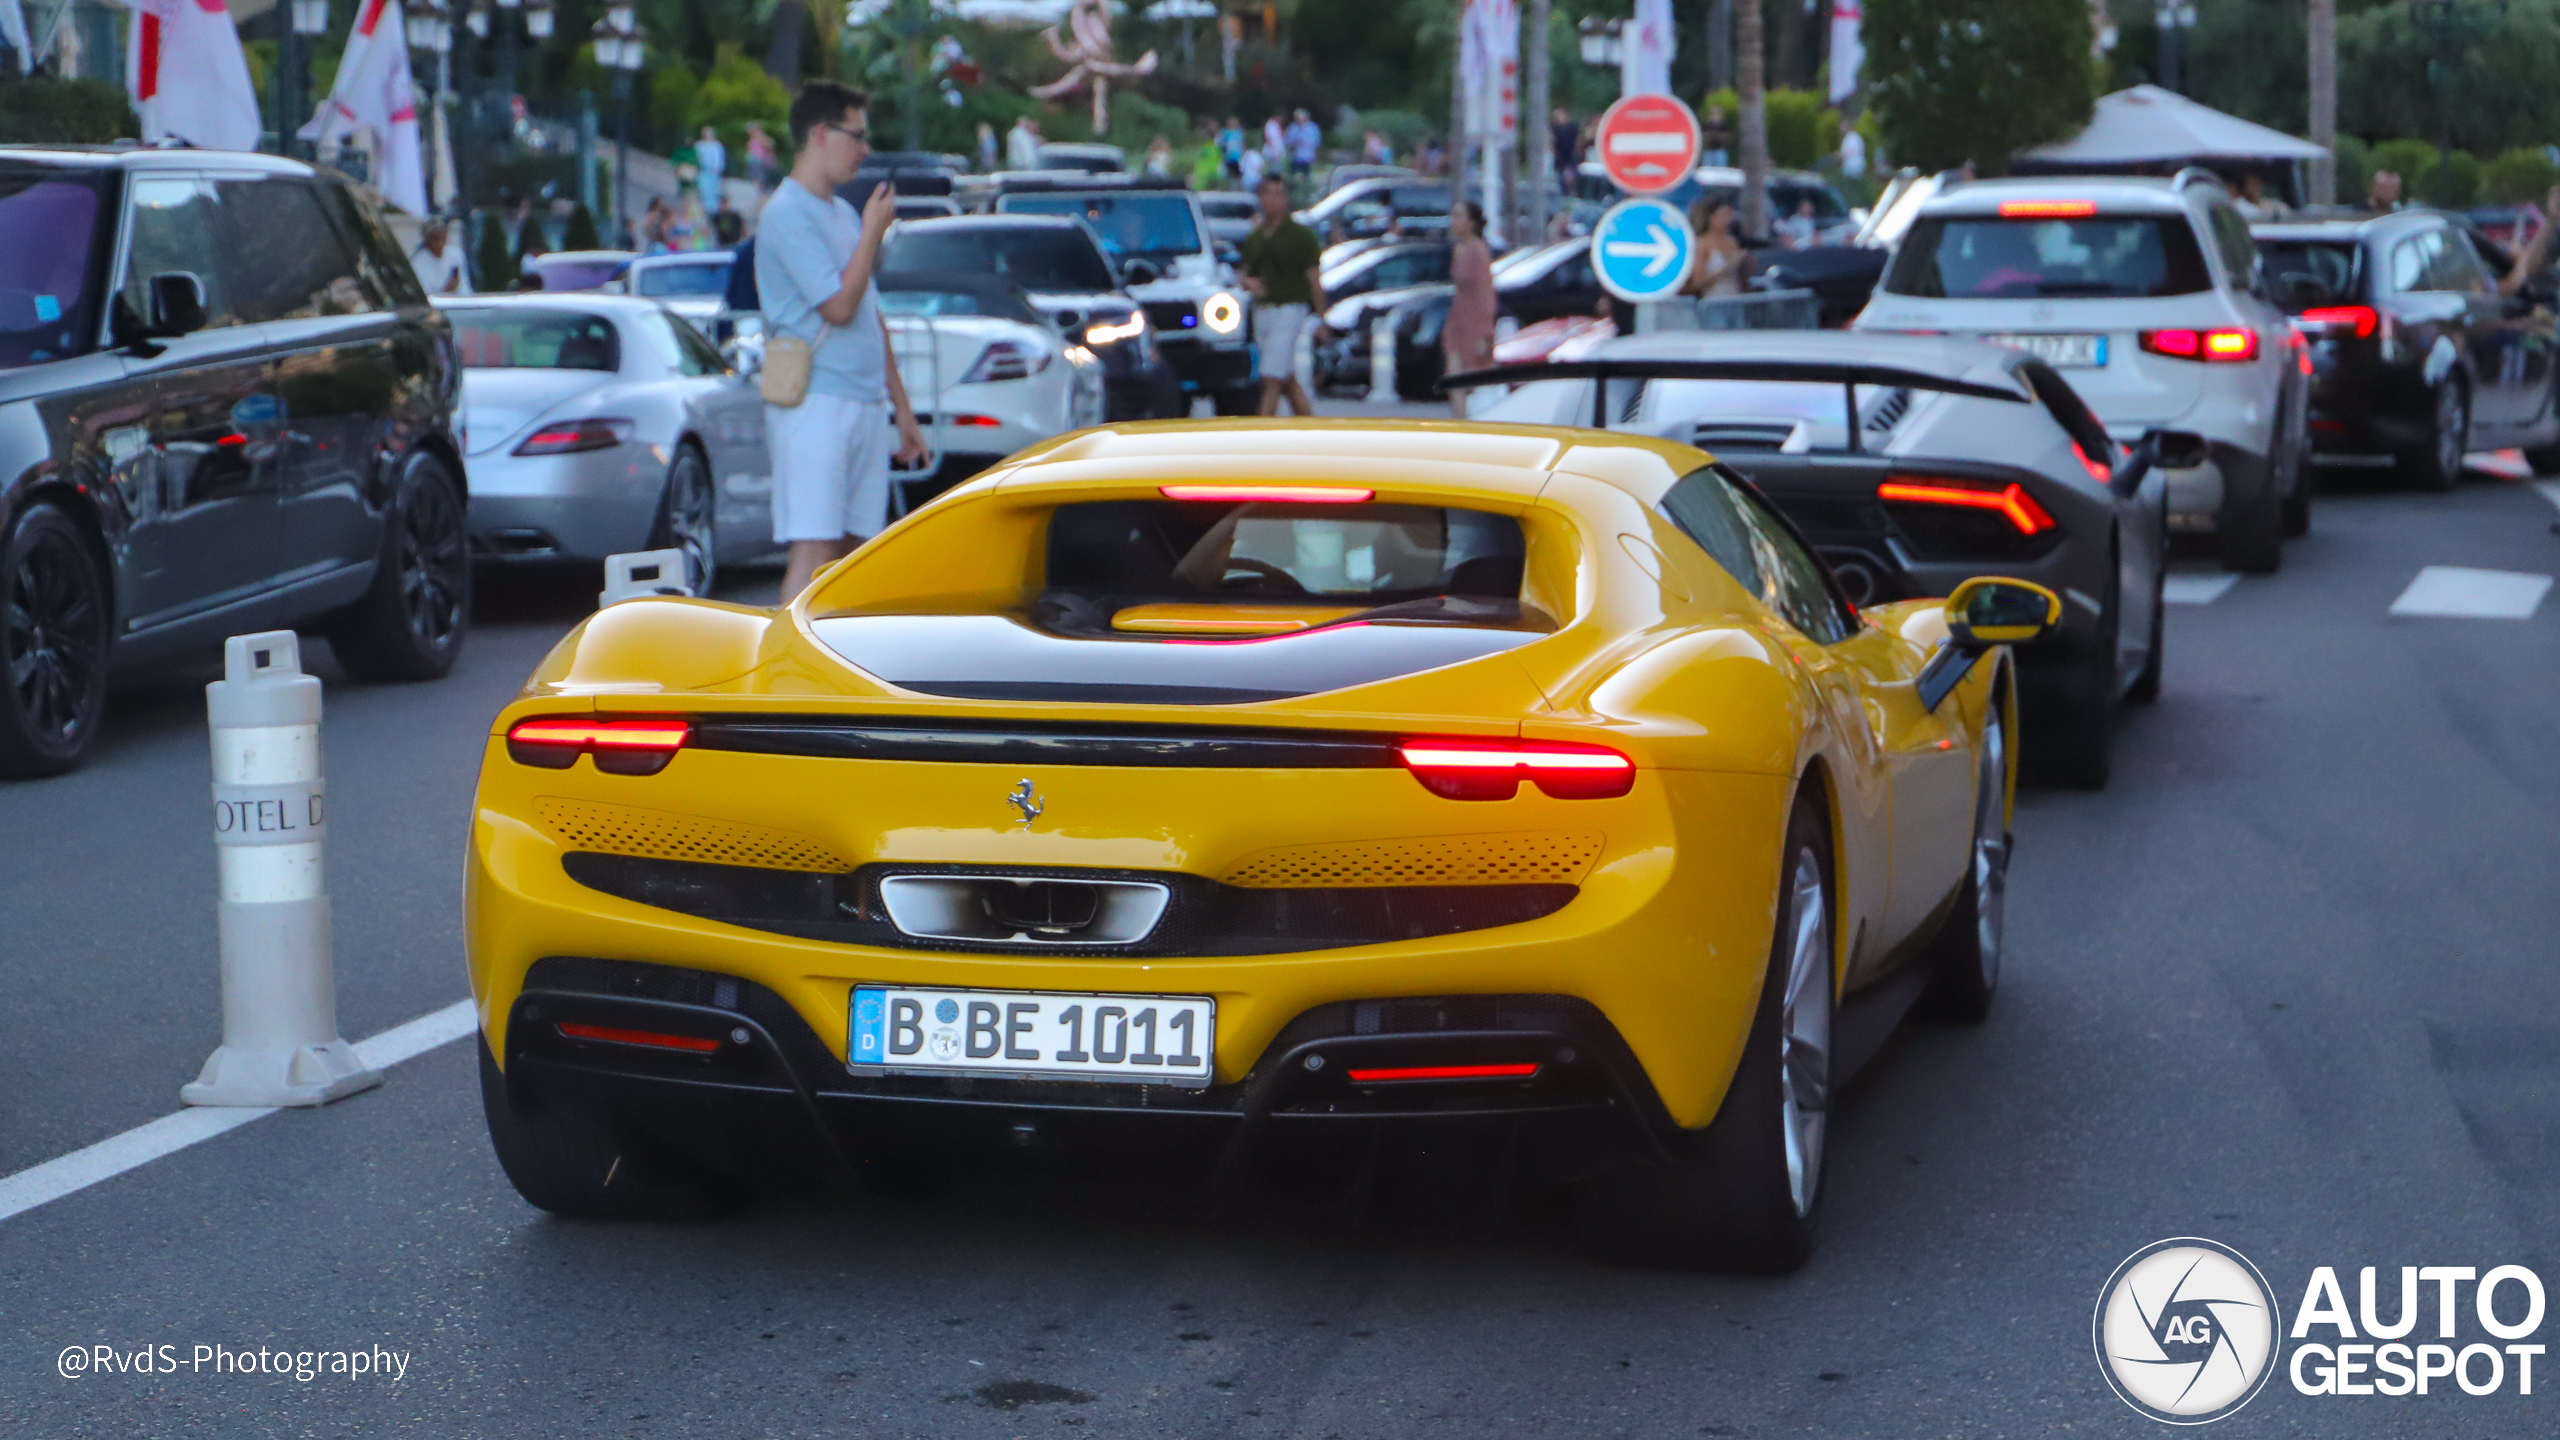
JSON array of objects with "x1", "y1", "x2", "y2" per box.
[
  {"x1": 1917, "y1": 577, "x2": 2061, "y2": 710},
  {"x1": 1121, "y1": 257, "x2": 1162, "y2": 285},
  {"x1": 148, "y1": 271, "x2": 207, "y2": 337},
  {"x1": 1944, "y1": 576, "x2": 2061, "y2": 650},
  {"x1": 2276, "y1": 274, "x2": 2331, "y2": 309},
  {"x1": 2107, "y1": 427, "x2": 2209, "y2": 498}
]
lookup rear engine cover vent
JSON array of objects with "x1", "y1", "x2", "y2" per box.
[
  {"x1": 1689, "y1": 422, "x2": 1796, "y2": 452},
  {"x1": 534, "y1": 797, "x2": 849, "y2": 872},
  {"x1": 1221, "y1": 831, "x2": 1604, "y2": 889}
]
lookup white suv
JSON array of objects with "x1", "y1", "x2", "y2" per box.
[{"x1": 1855, "y1": 173, "x2": 2309, "y2": 572}]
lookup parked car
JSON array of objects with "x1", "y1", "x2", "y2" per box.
[
  {"x1": 1315, "y1": 239, "x2": 1606, "y2": 398},
  {"x1": 441, "y1": 295, "x2": 772, "y2": 594},
  {"x1": 2253, "y1": 210, "x2": 2560, "y2": 483},
  {"x1": 1572, "y1": 161, "x2": 1860, "y2": 247},
  {"x1": 880, "y1": 214, "x2": 1185, "y2": 420},
  {"x1": 1318, "y1": 162, "x2": 1412, "y2": 196},
  {"x1": 1297, "y1": 177, "x2": 1453, "y2": 244},
  {"x1": 619, "y1": 250, "x2": 733, "y2": 330},
  {"x1": 995, "y1": 188, "x2": 1257, "y2": 414},
  {"x1": 0, "y1": 147, "x2": 466, "y2": 776},
  {"x1": 874, "y1": 271, "x2": 1107, "y2": 507},
  {"x1": 1745, "y1": 167, "x2": 1957, "y2": 327},
  {"x1": 1033, "y1": 142, "x2": 1126, "y2": 174},
  {"x1": 1318, "y1": 240, "x2": 1453, "y2": 306},
  {"x1": 894, "y1": 196, "x2": 961, "y2": 222},
  {"x1": 1856, "y1": 172, "x2": 2310, "y2": 572},
  {"x1": 1469, "y1": 332, "x2": 2187, "y2": 787},
  {"x1": 1196, "y1": 192, "x2": 1259, "y2": 249},
  {"x1": 521, "y1": 250, "x2": 635, "y2": 292}
]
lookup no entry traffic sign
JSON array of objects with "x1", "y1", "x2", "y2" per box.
[
  {"x1": 1594, "y1": 94, "x2": 1701, "y2": 195},
  {"x1": 1593, "y1": 197, "x2": 1696, "y2": 303}
]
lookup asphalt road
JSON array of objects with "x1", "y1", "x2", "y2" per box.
[{"x1": 2, "y1": 461, "x2": 2555, "y2": 1438}]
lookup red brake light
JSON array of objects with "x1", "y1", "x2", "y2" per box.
[
  {"x1": 1998, "y1": 199, "x2": 2097, "y2": 218},
  {"x1": 557, "y1": 1022, "x2": 722, "y2": 1054},
  {"x1": 1877, "y1": 479, "x2": 2057, "y2": 537},
  {"x1": 1158, "y1": 485, "x2": 1376, "y2": 504},
  {"x1": 505, "y1": 716, "x2": 690, "y2": 774},
  {"x1": 1345, "y1": 1062, "x2": 1542, "y2": 1082},
  {"x1": 1396, "y1": 738, "x2": 1636, "y2": 800},
  {"x1": 512, "y1": 418, "x2": 634, "y2": 455},
  {"x1": 2069, "y1": 441, "x2": 2112, "y2": 486},
  {"x1": 2295, "y1": 304, "x2": 2379, "y2": 339},
  {"x1": 2141, "y1": 328, "x2": 2257, "y2": 363},
  {"x1": 951, "y1": 413, "x2": 1003, "y2": 427}
]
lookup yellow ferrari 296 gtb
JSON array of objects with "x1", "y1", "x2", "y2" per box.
[{"x1": 466, "y1": 418, "x2": 2059, "y2": 1271}]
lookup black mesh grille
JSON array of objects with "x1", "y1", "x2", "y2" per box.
[{"x1": 559, "y1": 852, "x2": 1575, "y2": 957}]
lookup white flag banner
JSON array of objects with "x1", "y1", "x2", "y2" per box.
[
  {"x1": 1621, "y1": 0, "x2": 1673, "y2": 98},
  {"x1": 122, "y1": 0, "x2": 262, "y2": 152},
  {"x1": 1461, "y1": 0, "x2": 1518, "y2": 142},
  {"x1": 1829, "y1": 0, "x2": 1864, "y2": 104},
  {"x1": 301, "y1": 0, "x2": 429, "y2": 215}
]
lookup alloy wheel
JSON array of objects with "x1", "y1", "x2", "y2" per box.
[
  {"x1": 1972, "y1": 712, "x2": 2011, "y2": 990},
  {"x1": 2436, "y1": 385, "x2": 2466, "y2": 484},
  {"x1": 397, "y1": 471, "x2": 467, "y2": 652},
  {"x1": 665, "y1": 455, "x2": 717, "y2": 595},
  {"x1": 1778, "y1": 845, "x2": 1832, "y2": 1219},
  {"x1": 5, "y1": 525, "x2": 104, "y2": 747}
]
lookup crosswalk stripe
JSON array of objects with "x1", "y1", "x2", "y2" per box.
[
  {"x1": 2163, "y1": 574, "x2": 2240, "y2": 606},
  {"x1": 2388, "y1": 566, "x2": 2553, "y2": 620}
]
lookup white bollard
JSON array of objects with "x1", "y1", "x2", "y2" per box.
[
  {"x1": 1369, "y1": 313, "x2": 1397, "y2": 402},
  {"x1": 182, "y1": 632, "x2": 379, "y2": 1108},
  {"x1": 599, "y1": 547, "x2": 695, "y2": 607}
]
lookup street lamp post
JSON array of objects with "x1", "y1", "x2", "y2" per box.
[
  {"x1": 591, "y1": 3, "x2": 646, "y2": 247},
  {"x1": 2153, "y1": 2, "x2": 2196, "y2": 96},
  {"x1": 406, "y1": 0, "x2": 455, "y2": 208},
  {"x1": 280, "y1": 0, "x2": 330, "y2": 159}
]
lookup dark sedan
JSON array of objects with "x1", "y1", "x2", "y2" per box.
[
  {"x1": 1315, "y1": 239, "x2": 1607, "y2": 398},
  {"x1": 2254, "y1": 211, "x2": 2560, "y2": 485}
]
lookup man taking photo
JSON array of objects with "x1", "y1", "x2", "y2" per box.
[
  {"x1": 1238, "y1": 174, "x2": 1324, "y2": 417},
  {"x1": 756, "y1": 80, "x2": 930, "y2": 603}
]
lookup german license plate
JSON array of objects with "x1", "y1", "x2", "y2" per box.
[
  {"x1": 848, "y1": 985, "x2": 1214, "y2": 1087},
  {"x1": 1980, "y1": 332, "x2": 2107, "y2": 368}
]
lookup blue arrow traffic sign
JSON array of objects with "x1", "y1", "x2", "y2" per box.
[{"x1": 1592, "y1": 197, "x2": 1696, "y2": 304}]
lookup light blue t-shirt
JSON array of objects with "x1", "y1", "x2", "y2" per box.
[{"x1": 754, "y1": 177, "x2": 888, "y2": 403}]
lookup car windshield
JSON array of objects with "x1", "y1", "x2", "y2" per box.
[
  {"x1": 882, "y1": 226, "x2": 1115, "y2": 291},
  {"x1": 530, "y1": 258, "x2": 627, "y2": 291},
  {"x1": 0, "y1": 167, "x2": 108, "y2": 369},
  {"x1": 1884, "y1": 215, "x2": 2213, "y2": 298},
  {"x1": 633, "y1": 262, "x2": 729, "y2": 297},
  {"x1": 1044, "y1": 500, "x2": 1527, "y2": 607},
  {"x1": 444, "y1": 308, "x2": 621, "y2": 370},
  {"x1": 880, "y1": 289, "x2": 1002, "y2": 317},
  {"x1": 2259, "y1": 240, "x2": 2360, "y2": 309},
  {"x1": 1003, "y1": 194, "x2": 1201, "y2": 259}
]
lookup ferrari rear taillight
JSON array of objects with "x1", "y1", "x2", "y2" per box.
[
  {"x1": 2294, "y1": 304, "x2": 2379, "y2": 340},
  {"x1": 1345, "y1": 1062, "x2": 1542, "y2": 1082},
  {"x1": 1397, "y1": 738, "x2": 1636, "y2": 800},
  {"x1": 512, "y1": 418, "x2": 634, "y2": 455},
  {"x1": 2140, "y1": 328, "x2": 2258, "y2": 363},
  {"x1": 962, "y1": 341, "x2": 1049, "y2": 384},
  {"x1": 505, "y1": 717, "x2": 690, "y2": 774},
  {"x1": 1876, "y1": 478, "x2": 2057, "y2": 536}
]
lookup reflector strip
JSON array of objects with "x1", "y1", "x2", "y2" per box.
[
  {"x1": 556, "y1": 1022, "x2": 721, "y2": 1053},
  {"x1": 1346, "y1": 1062, "x2": 1542, "y2": 1082},
  {"x1": 1158, "y1": 485, "x2": 1376, "y2": 504},
  {"x1": 1997, "y1": 199, "x2": 2098, "y2": 217},
  {"x1": 1877, "y1": 479, "x2": 2057, "y2": 536}
]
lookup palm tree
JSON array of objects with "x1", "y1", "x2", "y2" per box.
[
  {"x1": 2307, "y1": 0, "x2": 2336, "y2": 205},
  {"x1": 1736, "y1": 0, "x2": 1768, "y2": 239}
]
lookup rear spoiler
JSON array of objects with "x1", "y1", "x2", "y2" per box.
[{"x1": 1438, "y1": 358, "x2": 2032, "y2": 452}]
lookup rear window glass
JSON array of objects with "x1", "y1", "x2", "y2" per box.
[
  {"x1": 882, "y1": 227, "x2": 1115, "y2": 292},
  {"x1": 2259, "y1": 241, "x2": 2359, "y2": 308},
  {"x1": 633, "y1": 262, "x2": 730, "y2": 297},
  {"x1": 444, "y1": 308, "x2": 620, "y2": 370},
  {"x1": 1044, "y1": 500, "x2": 1525, "y2": 607},
  {"x1": 1884, "y1": 216, "x2": 2212, "y2": 298}
]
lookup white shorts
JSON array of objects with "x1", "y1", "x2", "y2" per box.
[
  {"x1": 766, "y1": 394, "x2": 893, "y2": 544},
  {"x1": 1254, "y1": 303, "x2": 1309, "y2": 380}
]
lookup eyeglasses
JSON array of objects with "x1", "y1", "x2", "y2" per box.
[{"x1": 816, "y1": 121, "x2": 869, "y2": 144}]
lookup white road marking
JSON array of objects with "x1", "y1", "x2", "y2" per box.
[
  {"x1": 2163, "y1": 574, "x2": 2240, "y2": 606},
  {"x1": 2536, "y1": 480, "x2": 2560, "y2": 515},
  {"x1": 0, "y1": 999, "x2": 475, "y2": 1227},
  {"x1": 2388, "y1": 566, "x2": 2554, "y2": 620}
]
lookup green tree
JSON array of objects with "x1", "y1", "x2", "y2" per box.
[
  {"x1": 1863, "y1": 0, "x2": 2097, "y2": 174},
  {"x1": 0, "y1": 79, "x2": 137, "y2": 143},
  {"x1": 2483, "y1": 147, "x2": 2559, "y2": 206}
]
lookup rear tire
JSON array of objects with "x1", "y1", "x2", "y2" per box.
[
  {"x1": 2401, "y1": 381, "x2": 2467, "y2": 493},
  {"x1": 1577, "y1": 789, "x2": 1833, "y2": 1273},
  {"x1": 1923, "y1": 689, "x2": 2010, "y2": 1024},
  {"x1": 478, "y1": 1038, "x2": 744, "y2": 1221},
  {"x1": 2279, "y1": 426, "x2": 2314, "y2": 538},
  {"x1": 0, "y1": 502, "x2": 110, "y2": 778},
  {"x1": 327, "y1": 450, "x2": 468, "y2": 682},
  {"x1": 646, "y1": 444, "x2": 717, "y2": 596},
  {"x1": 2218, "y1": 454, "x2": 2284, "y2": 575}
]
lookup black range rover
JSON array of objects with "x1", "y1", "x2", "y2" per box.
[{"x1": 0, "y1": 147, "x2": 467, "y2": 776}]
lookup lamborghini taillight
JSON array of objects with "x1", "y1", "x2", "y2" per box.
[{"x1": 1396, "y1": 738, "x2": 1636, "y2": 800}]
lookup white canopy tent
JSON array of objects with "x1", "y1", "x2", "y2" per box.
[{"x1": 2022, "y1": 85, "x2": 2328, "y2": 168}]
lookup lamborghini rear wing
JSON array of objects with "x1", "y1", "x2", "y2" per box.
[{"x1": 1437, "y1": 358, "x2": 2032, "y2": 450}]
